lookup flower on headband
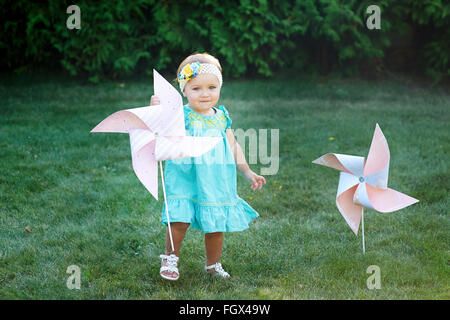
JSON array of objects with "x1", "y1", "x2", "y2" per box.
[{"x1": 178, "y1": 62, "x2": 202, "y2": 83}]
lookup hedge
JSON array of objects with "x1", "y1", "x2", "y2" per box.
[{"x1": 0, "y1": 0, "x2": 448, "y2": 83}]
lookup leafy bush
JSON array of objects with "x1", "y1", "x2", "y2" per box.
[
  {"x1": 0, "y1": 0, "x2": 447, "y2": 83},
  {"x1": 408, "y1": 0, "x2": 449, "y2": 83}
]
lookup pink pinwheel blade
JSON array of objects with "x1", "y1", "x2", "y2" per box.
[
  {"x1": 131, "y1": 139, "x2": 158, "y2": 200},
  {"x1": 90, "y1": 110, "x2": 150, "y2": 133},
  {"x1": 155, "y1": 136, "x2": 222, "y2": 161},
  {"x1": 364, "y1": 123, "x2": 390, "y2": 176},
  {"x1": 366, "y1": 184, "x2": 419, "y2": 213},
  {"x1": 336, "y1": 184, "x2": 363, "y2": 235}
]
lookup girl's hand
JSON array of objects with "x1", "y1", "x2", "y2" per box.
[
  {"x1": 150, "y1": 95, "x2": 160, "y2": 106},
  {"x1": 244, "y1": 170, "x2": 266, "y2": 191}
]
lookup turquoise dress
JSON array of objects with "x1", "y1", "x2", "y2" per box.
[{"x1": 161, "y1": 104, "x2": 259, "y2": 233}]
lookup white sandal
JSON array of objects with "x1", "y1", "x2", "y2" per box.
[
  {"x1": 205, "y1": 262, "x2": 231, "y2": 279},
  {"x1": 160, "y1": 254, "x2": 179, "y2": 281}
]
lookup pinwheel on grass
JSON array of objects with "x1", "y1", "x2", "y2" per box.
[{"x1": 313, "y1": 124, "x2": 419, "y2": 253}]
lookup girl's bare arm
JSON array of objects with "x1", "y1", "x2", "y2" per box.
[{"x1": 226, "y1": 128, "x2": 266, "y2": 190}]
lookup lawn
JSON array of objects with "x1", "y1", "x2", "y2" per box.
[{"x1": 0, "y1": 74, "x2": 448, "y2": 299}]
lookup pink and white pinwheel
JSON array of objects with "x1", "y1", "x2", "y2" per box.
[
  {"x1": 313, "y1": 124, "x2": 419, "y2": 252},
  {"x1": 91, "y1": 70, "x2": 221, "y2": 200}
]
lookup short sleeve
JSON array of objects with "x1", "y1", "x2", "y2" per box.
[
  {"x1": 183, "y1": 104, "x2": 193, "y2": 129},
  {"x1": 183, "y1": 104, "x2": 192, "y2": 120},
  {"x1": 218, "y1": 105, "x2": 232, "y2": 129}
]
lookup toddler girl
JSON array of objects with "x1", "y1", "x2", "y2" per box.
[{"x1": 150, "y1": 53, "x2": 265, "y2": 280}]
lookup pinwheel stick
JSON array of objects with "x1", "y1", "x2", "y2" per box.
[
  {"x1": 362, "y1": 208, "x2": 366, "y2": 254},
  {"x1": 159, "y1": 161, "x2": 175, "y2": 253}
]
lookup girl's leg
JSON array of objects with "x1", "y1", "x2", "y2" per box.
[
  {"x1": 165, "y1": 222, "x2": 190, "y2": 256},
  {"x1": 161, "y1": 222, "x2": 189, "y2": 279},
  {"x1": 204, "y1": 232, "x2": 223, "y2": 266}
]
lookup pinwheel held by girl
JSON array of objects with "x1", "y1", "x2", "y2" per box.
[{"x1": 151, "y1": 52, "x2": 266, "y2": 281}]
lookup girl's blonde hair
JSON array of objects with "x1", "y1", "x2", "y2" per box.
[{"x1": 176, "y1": 52, "x2": 222, "y2": 77}]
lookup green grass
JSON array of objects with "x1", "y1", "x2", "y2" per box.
[{"x1": 0, "y1": 75, "x2": 448, "y2": 299}]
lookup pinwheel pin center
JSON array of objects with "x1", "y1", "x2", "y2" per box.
[{"x1": 359, "y1": 176, "x2": 365, "y2": 183}]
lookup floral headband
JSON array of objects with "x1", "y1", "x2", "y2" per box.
[{"x1": 177, "y1": 61, "x2": 223, "y2": 92}]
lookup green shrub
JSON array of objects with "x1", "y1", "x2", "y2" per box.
[
  {"x1": 408, "y1": 0, "x2": 449, "y2": 83},
  {"x1": 0, "y1": 0, "x2": 447, "y2": 83}
]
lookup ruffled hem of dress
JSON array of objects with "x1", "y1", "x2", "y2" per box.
[{"x1": 161, "y1": 197, "x2": 258, "y2": 233}]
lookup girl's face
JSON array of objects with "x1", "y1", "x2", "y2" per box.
[{"x1": 183, "y1": 73, "x2": 220, "y2": 114}]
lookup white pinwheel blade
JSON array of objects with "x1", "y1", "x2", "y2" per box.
[
  {"x1": 313, "y1": 153, "x2": 365, "y2": 177},
  {"x1": 129, "y1": 131, "x2": 159, "y2": 200},
  {"x1": 125, "y1": 105, "x2": 175, "y2": 137},
  {"x1": 153, "y1": 69, "x2": 185, "y2": 137},
  {"x1": 365, "y1": 163, "x2": 389, "y2": 189},
  {"x1": 337, "y1": 171, "x2": 359, "y2": 197},
  {"x1": 90, "y1": 109, "x2": 150, "y2": 133},
  {"x1": 129, "y1": 129, "x2": 156, "y2": 154},
  {"x1": 154, "y1": 136, "x2": 222, "y2": 161},
  {"x1": 353, "y1": 182, "x2": 374, "y2": 210}
]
